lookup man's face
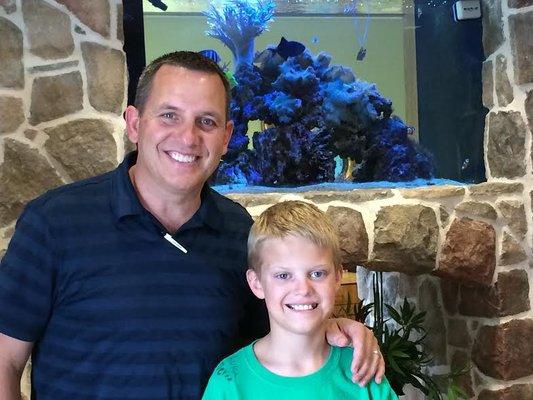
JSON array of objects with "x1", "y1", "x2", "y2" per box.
[{"x1": 125, "y1": 65, "x2": 232, "y2": 198}]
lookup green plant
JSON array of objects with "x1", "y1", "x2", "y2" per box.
[{"x1": 355, "y1": 272, "x2": 469, "y2": 400}]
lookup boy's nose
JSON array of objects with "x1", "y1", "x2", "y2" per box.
[{"x1": 294, "y1": 278, "x2": 312, "y2": 295}]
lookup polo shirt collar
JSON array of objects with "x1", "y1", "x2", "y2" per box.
[{"x1": 111, "y1": 151, "x2": 225, "y2": 232}]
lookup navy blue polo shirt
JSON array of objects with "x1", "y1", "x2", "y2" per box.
[{"x1": 0, "y1": 152, "x2": 268, "y2": 400}]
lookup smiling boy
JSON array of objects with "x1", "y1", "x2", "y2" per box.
[{"x1": 202, "y1": 201, "x2": 398, "y2": 399}]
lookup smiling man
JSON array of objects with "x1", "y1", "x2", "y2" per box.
[{"x1": 0, "y1": 51, "x2": 383, "y2": 400}]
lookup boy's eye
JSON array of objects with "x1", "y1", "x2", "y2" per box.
[
  {"x1": 275, "y1": 272, "x2": 289, "y2": 280},
  {"x1": 310, "y1": 270, "x2": 326, "y2": 279}
]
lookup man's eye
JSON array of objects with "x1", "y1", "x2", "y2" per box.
[
  {"x1": 310, "y1": 271, "x2": 326, "y2": 279},
  {"x1": 161, "y1": 112, "x2": 175, "y2": 119},
  {"x1": 199, "y1": 117, "x2": 216, "y2": 127}
]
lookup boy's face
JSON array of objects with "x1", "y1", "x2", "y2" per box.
[{"x1": 246, "y1": 235, "x2": 342, "y2": 338}]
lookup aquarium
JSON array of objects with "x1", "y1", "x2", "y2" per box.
[{"x1": 126, "y1": 0, "x2": 487, "y2": 189}]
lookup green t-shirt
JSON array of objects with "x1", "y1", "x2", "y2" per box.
[{"x1": 202, "y1": 344, "x2": 399, "y2": 399}]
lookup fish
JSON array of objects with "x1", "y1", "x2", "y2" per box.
[
  {"x1": 356, "y1": 47, "x2": 366, "y2": 61},
  {"x1": 461, "y1": 158, "x2": 470, "y2": 171},
  {"x1": 198, "y1": 49, "x2": 222, "y2": 64},
  {"x1": 311, "y1": 36, "x2": 319, "y2": 44},
  {"x1": 274, "y1": 37, "x2": 306, "y2": 60},
  {"x1": 147, "y1": 0, "x2": 167, "y2": 11}
]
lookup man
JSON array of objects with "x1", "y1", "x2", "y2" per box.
[{"x1": 0, "y1": 51, "x2": 383, "y2": 400}]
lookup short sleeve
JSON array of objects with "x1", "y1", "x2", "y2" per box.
[
  {"x1": 0, "y1": 202, "x2": 57, "y2": 342},
  {"x1": 367, "y1": 376, "x2": 400, "y2": 400},
  {"x1": 201, "y1": 360, "x2": 239, "y2": 400}
]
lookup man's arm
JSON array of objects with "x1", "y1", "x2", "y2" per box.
[
  {"x1": 326, "y1": 318, "x2": 385, "y2": 387},
  {"x1": 0, "y1": 333, "x2": 33, "y2": 400}
]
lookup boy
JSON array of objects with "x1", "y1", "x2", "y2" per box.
[{"x1": 202, "y1": 201, "x2": 398, "y2": 399}]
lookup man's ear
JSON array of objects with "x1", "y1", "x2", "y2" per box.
[
  {"x1": 246, "y1": 268, "x2": 265, "y2": 300},
  {"x1": 124, "y1": 105, "x2": 141, "y2": 144},
  {"x1": 221, "y1": 119, "x2": 234, "y2": 156}
]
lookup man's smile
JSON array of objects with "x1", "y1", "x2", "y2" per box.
[{"x1": 166, "y1": 150, "x2": 199, "y2": 163}]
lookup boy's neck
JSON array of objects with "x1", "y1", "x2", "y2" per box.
[{"x1": 253, "y1": 327, "x2": 330, "y2": 377}]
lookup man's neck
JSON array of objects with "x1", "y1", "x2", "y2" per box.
[{"x1": 128, "y1": 165, "x2": 202, "y2": 233}]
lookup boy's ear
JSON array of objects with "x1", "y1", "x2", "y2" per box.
[{"x1": 246, "y1": 268, "x2": 265, "y2": 300}]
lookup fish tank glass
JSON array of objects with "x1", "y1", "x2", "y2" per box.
[{"x1": 126, "y1": 0, "x2": 487, "y2": 189}]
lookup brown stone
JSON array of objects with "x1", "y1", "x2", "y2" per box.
[
  {"x1": 44, "y1": 119, "x2": 117, "y2": 181},
  {"x1": 0, "y1": 96, "x2": 24, "y2": 133},
  {"x1": 509, "y1": 11, "x2": 533, "y2": 84},
  {"x1": 326, "y1": 206, "x2": 368, "y2": 268},
  {"x1": 526, "y1": 90, "x2": 533, "y2": 131},
  {"x1": 454, "y1": 201, "x2": 497, "y2": 219},
  {"x1": 487, "y1": 112, "x2": 527, "y2": 178},
  {"x1": 482, "y1": 60, "x2": 493, "y2": 109},
  {"x1": 482, "y1": 0, "x2": 504, "y2": 57},
  {"x1": 0, "y1": 0, "x2": 16, "y2": 14},
  {"x1": 469, "y1": 182, "x2": 523, "y2": 196},
  {"x1": 22, "y1": 0, "x2": 74, "y2": 59},
  {"x1": 370, "y1": 205, "x2": 439, "y2": 274},
  {"x1": 437, "y1": 218, "x2": 495, "y2": 285},
  {"x1": 497, "y1": 200, "x2": 527, "y2": 240},
  {"x1": 55, "y1": 0, "x2": 110, "y2": 37},
  {"x1": 495, "y1": 54, "x2": 514, "y2": 107},
  {"x1": 303, "y1": 189, "x2": 393, "y2": 203},
  {"x1": 29, "y1": 71, "x2": 83, "y2": 125},
  {"x1": 419, "y1": 280, "x2": 447, "y2": 365},
  {"x1": 440, "y1": 279, "x2": 459, "y2": 315},
  {"x1": 500, "y1": 231, "x2": 527, "y2": 265},
  {"x1": 117, "y1": 3, "x2": 123, "y2": 42},
  {"x1": 458, "y1": 269, "x2": 530, "y2": 317},
  {"x1": 225, "y1": 193, "x2": 282, "y2": 208},
  {"x1": 447, "y1": 318, "x2": 471, "y2": 348},
  {"x1": 0, "y1": 139, "x2": 63, "y2": 227},
  {"x1": 451, "y1": 350, "x2": 474, "y2": 398},
  {"x1": 0, "y1": 17, "x2": 23, "y2": 89},
  {"x1": 478, "y1": 384, "x2": 533, "y2": 400},
  {"x1": 472, "y1": 319, "x2": 533, "y2": 380},
  {"x1": 81, "y1": 42, "x2": 125, "y2": 114},
  {"x1": 400, "y1": 185, "x2": 465, "y2": 200}
]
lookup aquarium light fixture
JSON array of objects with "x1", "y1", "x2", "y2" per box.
[{"x1": 453, "y1": 0, "x2": 481, "y2": 21}]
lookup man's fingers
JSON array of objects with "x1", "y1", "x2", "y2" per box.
[{"x1": 353, "y1": 349, "x2": 383, "y2": 387}]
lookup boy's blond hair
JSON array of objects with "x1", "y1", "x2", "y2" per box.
[{"x1": 248, "y1": 201, "x2": 342, "y2": 273}]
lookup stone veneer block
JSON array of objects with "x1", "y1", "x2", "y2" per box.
[
  {"x1": 419, "y1": 280, "x2": 447, "y2": 365},
  {"x1": 487, "y1": 112, "x2": 526, "y2": 178},
  {"x1": 225, "y1": 193, "x2": 282, "y2": 208},
  {"x1": 0, "y1": 139, "x2": 63, "y2": 227},
  {"x1": 437, "y1": 218, "x2": 495, "y2": 285},
  {"x1": 0, "y1": 0, "x2": 16, "y2": 13},
  {"x1": 472, "y1": 319, "x2": 533, "y2": 380},
  {"x1": 22, "y1": 0, "x2": 74, "y2": 60},
  {"x1": 0, "y1": 96, "x2": 24, "y2": 133},
  {"x1": 370, "y1": 205, "x2": 438, "y2": 274},
  {"x1": 44, "y1": 119, "x2": 117, "y2": 181},
  {"x1": 481, "y1": 0, "x2": 504, "y2": 57},
  {"x1": 30, "y1": 71, "x2": 83, "y2": 125},
  {"x1": 117, "y1": 3, "x2": 124, "y2": 42},
  {"x1": 500, "y1": 231, "x2": 528, "y2": 265},
  {"x1": 303, "y1": 189, "x2": 393, "y2": 203},
  {"x1": 497, "y1": 200, "x2": 527, "y2": 240},
  {"x1": 399, "y1": 185, "x2": 465, "y2": 199},
  {"x1": 440, "y1": 279, "x2": 459, "y2": 315},
  {"x1": 326, "y1": 206, "x2": 368, "y2": 268},
  {"x1": 447, "y1": 318, "x2": 471, "y2": 348},
  {"x1": 55, "y1": 0, "x2": 110, "y2": 37},
  {"x1": 455, "y1": 201, "x2": 497, "y2": 220},
  {"x1": 526, "y1": 90, "x2": 533, "y2": 131},
  {"x1": 478, "y1": 384, "x2": 533, "y2": 400},
  {"x1": 0, "y1": 17, "x2": 23, "y2": 89},
  {"x1": 495, "y1": 54, "x2": 514, "y2": 107},
  {"x1": 481, "y1": 60, "x2": 494, "y2": 109},
  {"x1": 458, "y1": 269, "x2": 530, "y2": 317},
  {"x1": 509, "y1": 11, "x2": 533, "y2": 85},
  {"x1": 469, "y1": 182, "x2": 523, "y2": 196},
  {"x1": 81, "y1": 42, "x2": 125, "y2": 114}
]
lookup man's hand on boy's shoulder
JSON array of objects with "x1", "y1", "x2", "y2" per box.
[{"x1": 326, "y1": 318, "x2": 385, "y2": 387}]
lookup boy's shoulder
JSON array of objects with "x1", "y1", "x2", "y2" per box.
[{"x1": 211, "y1": 344, "x2": 252, "y2": 383}]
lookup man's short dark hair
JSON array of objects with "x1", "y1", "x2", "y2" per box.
[{"x1": 134, "y1": 51, "x2": 231, "y2": 120}]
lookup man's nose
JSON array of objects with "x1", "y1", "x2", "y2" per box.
[{"x1": 177, "y1": 120, "x2": 200, "y2": 146}]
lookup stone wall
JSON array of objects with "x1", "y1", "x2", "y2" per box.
[{"x1": 0, "y1": 0, "x2": 531, "y2": 399}]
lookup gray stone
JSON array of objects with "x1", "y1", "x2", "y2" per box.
[
  {"x1": 481, "y1": 0, "x2": 504, "y2": 57},
  {"x1": 303, "y1": 189, "x2": 393, "y2": 203},
  {"x1": 22, "y1": 0, "x2": 74, "y2": 59},
  {"x1": 0, "y1": 17, "x2": 23, "y2": 89},
  {"x1": 487, "y1": 112, "x2": 527, "y2": 178},
  {"x1": 55, "y1": 0, "x2": 110, "y2": 37},
  {"x1": 419, "y1": 280, "x2": 447, "y2": 365},
  {"x1": 509, "y1": 11, "x2": 533, "y2": 85},
  {"x1": 437, "y1": 218, "x2": 496, "y2": 286},
  {"x1": 44, "y1": 118, "x2": 117, "y2": 181},
  {"x1": 495, "y1": 54, "x2": 514, "y2": 107},
  {"x1": 478, "y1": 384, "x2": 533, "y2": 400},
  {"x1": 497, "y1": 200, "x2": 527, "y2": 240},
  {"x1": 81, "y1": 42, "x2": 125, "y2": 114},
  {"x1": 30, "y1": 71, "x2": 83, "y2": 125},
  {"x1": 400, "y1": 185, "x2": 465, "y2": 200},
  {"x1": 469, "y1": 182, "x2": 523, "y2": 196},
  {"x1": 370, "y1": 205, "x2": 439, "y2": 274},
  {"x1": 526, "y1": 90, "x2": 533, "y2": 132},
  {"x1": 447, "y1": 318, "x2": 471, "y2": 348},
  {"x1": 326, "y1": 206, "x2": 368, "y2": 269},
  {"x1": 500, "y1": 231, "x2": 527, "y2": 265},
  {"x1": 482, "y1": 60, "x2": 494, "y2": 109},
  {"x1": 117, "y1": 3, "x2": 123, "y2": 42},
  {"x1": 0, "y1": 139, "x2": 63, "y2": 227},
  {"x1": 226, "y1": 193, "x2": 282, "y2": 208},
  {"x1": 0, "y1": 96, "x2": 24, "y2": 133},
  {"x1": 0, "y1": 0, "x2": 16, "y2": 13},
  {"x1": 455, "y1": 201, "x2": 497, "y2": 220},
  {"x1": 29, "y1": 60, "x2": 79, "y2": 73}
]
